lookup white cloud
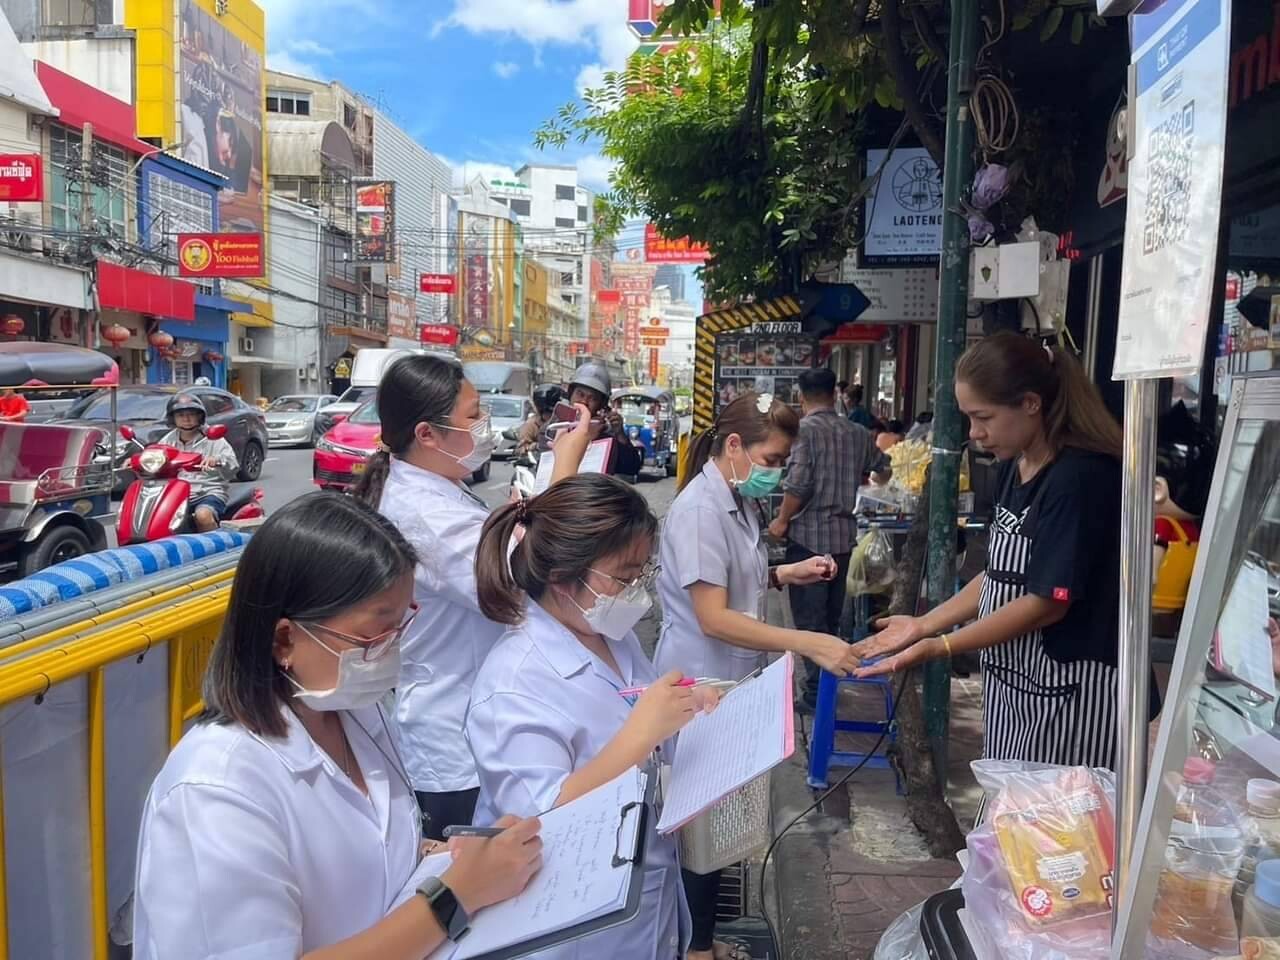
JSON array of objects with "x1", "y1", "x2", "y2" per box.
[
  {"x1": 492, "y1": 60, "x2": 521, "y2": 79},
  {"x1": 287, "y1": 38, "x2": 333, "y2": 57},
  {"x1": 454, "y1": 160, "x2": 519, "y2": 189},
  {"x1": 266, "y1": 49, "x2": 320, "y2": 78},
  {"x1": 439, "y1": 0, "x2": 636, "y2": 96},
  {"x1": 576, "y1": 153, "x2": 616, "y2": 192}
]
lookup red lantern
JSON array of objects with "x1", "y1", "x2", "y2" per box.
[
  {"x1": 148, "y1": 330, "x2": 174, "y2": 349},
  {"x1": 100, "y1": 323, "x2": 131, "y2": 346},
  {"x1": 1, "y1": 313, "x2": 24, "y2": 336}
]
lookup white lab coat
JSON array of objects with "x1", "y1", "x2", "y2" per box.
[
  {"x1": 654, "y1": 459, "x2": 769, "y2": 682},
  {"x1": 467, "y1": 603, "x2": 689, "y2": 960},
  {"x1": 133, "y1": 704, "x2": 421, "y2": 959},
  {"x1": 378, "y1": 457, "x2": 504, "y2": 793}
]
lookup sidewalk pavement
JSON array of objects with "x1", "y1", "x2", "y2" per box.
[{"x1": 767, "y1": 594, "x2": 986, "y2": 960}]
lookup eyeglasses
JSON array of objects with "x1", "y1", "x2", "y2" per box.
[
  {"x1": 298, "y1": 603, "x2": 420, "y2": 661},
  {"x1": 589, "y1": 560, "x2": 661, "y2": 592}
]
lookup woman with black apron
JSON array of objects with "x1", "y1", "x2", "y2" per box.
[{"x1": 853, "y1": 333, "x2": 1154, "y2": 770}]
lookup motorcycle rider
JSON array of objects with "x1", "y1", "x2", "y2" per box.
[
  {"x1": 159, "y1": 394, "x2": 239, "y2": 533},
  {"x1": 564, "y1": 361, "x2": 643, "y2": 477},
  {"x1": 515, "y1": 383, "x2": 564, "y2": 460}
]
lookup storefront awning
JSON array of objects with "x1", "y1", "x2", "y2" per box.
[
  {"x1": 96, "y1": 261, "x2": 195, "y2": 322},
  {"x1": 230, "y1": 299, "x2": 274, "y2": 328},
  {"x1": 229, "y1": 354, "x2": 294, "y2": 368}
]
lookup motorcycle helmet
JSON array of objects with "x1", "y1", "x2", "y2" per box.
[
  {"x1": 193, "y1": 376, "x2": 212, "y2": 386},
  {"x1": 568, "y1": 360, "x2": 612, "y2": 408},
  {"x1": 533, "y1": 383, "x2": 565, "y2": 416},
  {"x1": 166, "y1": 392, "x2": 207, "y2": 428}
]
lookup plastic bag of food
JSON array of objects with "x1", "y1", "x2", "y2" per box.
[
  {"x1": 962, "y1": 760, "x2": 1116, "y2": 960},
  {"x1": 847, "y1": 528, "x2": 896, "y2": 596},
  {"x1": 872, "y1": 903, "x2": 927, "y2": 960}
]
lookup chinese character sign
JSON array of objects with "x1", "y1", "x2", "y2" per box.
[{"x1": 644, "y1": 224, "x2": 710, "y2": 264}]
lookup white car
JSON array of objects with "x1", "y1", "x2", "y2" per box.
[
  {"x1": 481, "y1": 394, "x2": 534, "y2": 459},
  {"x1": 264, "y1": 394, "x2": 338, "y2": 447}
]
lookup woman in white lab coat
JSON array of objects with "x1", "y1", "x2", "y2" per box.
[
  {"x1": 133, "y1": 492, "x2": 543, "y2": 960},
  {"x1": 653, "y1": 392, "x2": 857, "y2": 960},
  {"x1": 352, "y1": 355, "x2": 590, "y2": 838},
  {"x1": 468, "y1": 474, "x2": 717, "y2": 960}
]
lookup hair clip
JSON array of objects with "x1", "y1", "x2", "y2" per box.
[
  {"x1": 1042, "y1": 343, "x2": 1055, "y2": 365},
  {"x1": 514, "y1": 498, "x2": 529, "y2": 523},
  {"x1": 755, "y1": 393, "x2": 774, "y2": 414}
]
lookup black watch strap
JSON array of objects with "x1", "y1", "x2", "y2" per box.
[{"x1": 418, "y1": 876, "x2": 470, "y2": 942}]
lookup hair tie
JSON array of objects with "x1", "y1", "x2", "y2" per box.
[
  {"x1": 376, "y1": 440, "x2": 392, "y2": 454},
  {"x1": 1042, "y1": 343, "x2": 1055, "y2": 365},
  {"x1": 514, "y1": 497, "x2": 529, "y2": 523}
]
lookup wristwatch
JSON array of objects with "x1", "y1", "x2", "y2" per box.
[{"x1": 418, "y1": 876, "x2": 470, "y2": 942}]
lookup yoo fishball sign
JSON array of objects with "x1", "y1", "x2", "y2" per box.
[{"x1": 178, "y1": 233, "x2": 265, "y2": 278}]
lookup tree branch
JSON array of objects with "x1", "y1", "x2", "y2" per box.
[
  {"x1": 879, "y1": 0, "x2": 945, "y2": 166},
  {"x1": 909, "y1": 3, "x2": 948, "y2": 67}
]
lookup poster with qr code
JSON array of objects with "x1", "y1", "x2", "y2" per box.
[{"x1": 1114, "y1": 0, "x2": 1231, "y2": 380}]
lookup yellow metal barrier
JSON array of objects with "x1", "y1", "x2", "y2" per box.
[{"x1": 0, "y1": 571, "x2": 233, "y2": 960}]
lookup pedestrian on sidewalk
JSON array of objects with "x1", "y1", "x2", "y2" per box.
[
  {"x1": 834, "y1": 379, "x2": 850, "y2": 417},
  {"x1": 853, "y1": 333, "x2": 1159, "y2": 770},
  {"x1": 351, "y1": 355, "x2": 591, "y2": 838},
  {"x1": 470, "y1": 474, "x2": 718, "y2": 960},
  {"x1": 846, "y1": 383, "x2": 874, "y2": 427},
  {"x1": 768, "y1": 367, "x2": 892, "y2": 712},
  {"x1": 654, "y1": 391, "x2": 860, "y2": 960}
]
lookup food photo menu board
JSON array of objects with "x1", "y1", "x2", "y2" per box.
[{"x1": 713, "y1": 322, "x2": 818, "y2": 418}]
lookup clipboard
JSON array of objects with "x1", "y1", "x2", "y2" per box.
[
  {"x1": 464, "y1": 772, "x2": 655, "y2": 960},
  {"x1": 532, "y1": 437, "x2": 615, "y2": 493}
]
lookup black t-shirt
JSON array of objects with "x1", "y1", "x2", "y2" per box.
[{"x1": 994, "y1": 447, "x2": 1122, "y2": 667}]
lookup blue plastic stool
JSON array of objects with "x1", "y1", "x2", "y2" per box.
[{"x1": 805, "y1": 594, "x2": 903, "y2": 793}]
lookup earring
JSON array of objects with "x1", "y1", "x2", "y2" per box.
[{"x1": 282, "y1": 659, "x2": 291, "y2": 670}]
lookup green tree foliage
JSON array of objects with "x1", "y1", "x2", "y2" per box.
[{"x1": 536, "y1": 20, "x2": 868, "y2": 302}]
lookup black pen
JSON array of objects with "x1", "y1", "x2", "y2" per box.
[{"x1": 441, "y1": 825, "x2": 505, "y2": 839}]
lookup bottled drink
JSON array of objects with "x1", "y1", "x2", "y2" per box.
[
  {"x1": 1150, "y1": 758, "x2": 1246, "y2": 957},
  {"x1": 1242, "y1": 858, "x2": 1280, "y2": 947}
]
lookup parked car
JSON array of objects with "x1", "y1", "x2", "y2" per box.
[
  {"x1": 314, "y1": 398, "x2": 492, "y2": 490},
  {"x1": 265, "y1": 393, "x2": 338, "y2": 448},
  {"x1": 60, "y1": 385, "x2": 269, "y2": 487},
  {"x1": 480, "y1": 394, "x2": 533, "y2": 460},
  {"x1": 311, "y1": 384, "x2": 375, "y2": 443}
]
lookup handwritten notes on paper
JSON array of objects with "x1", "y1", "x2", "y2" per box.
[
  {"x1": 432, "y1": 769, "x2": 645, "y2": 959},
  {"x1": 657, "y1": 655, "x2": 795, "y2": 833}
]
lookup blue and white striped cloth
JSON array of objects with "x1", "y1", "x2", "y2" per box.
[{"x1": 0, "y1": 531, "x2": 249, "y2": 622}]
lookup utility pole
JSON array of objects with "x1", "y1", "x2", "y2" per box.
[
  {"x1": 80, "y1": 123, "x2": 97, "y2": 350},
  {"x1": 922, "y1": 0, "x2": 979, "y2": 768}
]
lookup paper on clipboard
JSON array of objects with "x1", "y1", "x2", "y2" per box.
[
  {"x1": 657, "y1": 655, "x2": 795, "y2": 833},
  {"x1": 533, "y1": 437, "x2": 614, "y2": 494},
  {"x1": 426, "y1": 768, "x2": 647, "y2": 960},
  {"x1": 1212, "y1": 560, "x2": 1276, "y2": 702}
]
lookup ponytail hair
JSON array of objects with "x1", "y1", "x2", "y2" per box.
[
  {"x1": 475, "y1": 474, "x2": 658, "y2": 624},
  {"x1": 956, "y1": 332, "x2": 1121, "y2": 459},
  {"x1": 681, "y1": 391, "x2": 800, "y2": 490},
  {"x1": 350, "y1": 354, "x2": 465, "y2": 507}
]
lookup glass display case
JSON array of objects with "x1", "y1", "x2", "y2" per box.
[{"x1": 1116, "y1": 371, "x2": 1280, "y2": 958}]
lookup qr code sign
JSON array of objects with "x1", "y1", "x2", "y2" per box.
[{"x1": 1142, "y1": 100, "x2": 1195, "y2": 256}]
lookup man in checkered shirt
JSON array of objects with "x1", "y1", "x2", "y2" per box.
[{"x1": 769, "y1": 367, "x2": 891, "y2": 710}]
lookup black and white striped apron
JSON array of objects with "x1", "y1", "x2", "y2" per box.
[{"x1": 979, "y1": 466, "x2": 1118, "y2": 770}]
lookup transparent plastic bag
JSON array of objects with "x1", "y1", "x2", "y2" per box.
[
  {"x1": 847, "y1": 528, "x2": 895, "y2": 596},
  {"x1": 962, "y1": 760, "x2": 1116, "y2": 960},
  {"x1": 872, "y1": 903, "x2": 927, "y2": 960}
]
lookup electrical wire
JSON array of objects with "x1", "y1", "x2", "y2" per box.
[{"x1": 756, "y1": 675, "x2": 906, "y2": 953}]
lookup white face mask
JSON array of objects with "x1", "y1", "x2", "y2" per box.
[
  {"x1": 435, "y1": 417, "x2": 495, "y2": 471},
  {"x1": 286, "y1": 623, "x2": 401, "y2": 712},
  {"x1": 573, "y1": 578, "x2": 653, "y2": 640}
]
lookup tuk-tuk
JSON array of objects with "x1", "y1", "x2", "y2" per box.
[
  {"x1": 611, "y1": 385, "x2": 682, "y2": 477},
  {"x1": 0, "y1": 343, "x2": 119, "y2": 578}
]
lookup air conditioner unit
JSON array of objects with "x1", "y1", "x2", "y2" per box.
[
  {"x1": 238, "y1": 336, "x2": 255, "y2": 354},
  {"x1": 297, "y1": 367, "x2": 307, "y2": 379}
]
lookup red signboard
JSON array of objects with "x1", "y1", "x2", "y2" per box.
[
  {"x1": 420, "y1": 273, "x2": 457, "y2": 295},
  {"x1": 644, "y1": 224, "x2": 710, "y2": 264},
  {"x1": 596, "y1": 289, "x2": 621, "y2": 305},
  {"x1": 420, "y1": 324, "x2": 460, "y2": 346},
  {"x1": 97, "y1": 261, "x2": 195, "y2": 322},
  {"x1": 177, "y1": 233, "x2": 264, "y2": 278},
  {"x1": 821, "y1": 323, "x2": 891, "y2": 344},
  {"x1": 0, "y1": 155, "x2": 42, "y2": 201},
  {"x1": 648, "y1": 348, "x2": 660, "y2": 381}
]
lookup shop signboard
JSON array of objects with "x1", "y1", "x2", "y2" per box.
[
  {"x1": 420, "y1": 273, "x2": 457, "y2": 294},
  {"x1": 178, "y1": 0, "x2": 263, "y2": 235},
  {"x1": 644, "y1": 224, "x2": 710, "y2": 264},
  {"x1": 354, "y1": 180, "x2": 396, "y2": 262},
  {"x1": 713, "y1": 322, "x2": 816, "y2": 414},
  {"x1": 862, "y1": 147, "x2": 943, "y2": 266},
  {"x1": 0, "y1": 155, "x2": 42, "y2": 201},
  {"x1": 648, "y1": 349, "x2": 660, "y2": 382},
  {"x1": 420, "y1": 323, "x2": 460, "y2": 347},
  {"x1": 1114, "y1": 0, "x2": 1232, "y2": 379},
  {"x1": 177, "y1": 233, "x2": 264, "y2": 278},
  {"x1": 836, "y1": 262, "x2": 938, "y2": 323},
  {"x1": 387, "y1": 292, "x2": 416, "y2": 341}
]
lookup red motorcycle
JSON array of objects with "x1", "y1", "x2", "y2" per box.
[{"x1": 116, "y1": 424, "x2": 265, "y2": 544}]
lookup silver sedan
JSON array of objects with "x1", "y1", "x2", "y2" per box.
[{"x1": 264, "y1": 394, "x2": 338, "y2": 447}]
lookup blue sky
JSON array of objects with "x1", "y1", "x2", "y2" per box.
[{"x1": 259, "y1": 0, "x2": 636, "y2": 192}]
